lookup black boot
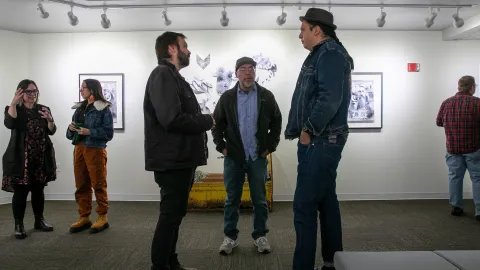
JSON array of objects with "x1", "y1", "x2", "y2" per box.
[
  {"x1": 14, "y1": 219, "x2": 27, "y2": 239},
  {"x1": 170, "y1": 265, "x2": 197, "y2": 270},
  {"x1": 34, "y1": 216, "x2": 54, "y2": 232},
  {"x1": 451, "y1": 206, "x2": 464, "y2": 216}
]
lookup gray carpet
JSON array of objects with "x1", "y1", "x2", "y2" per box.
[{"x1": 0, "y1": 200, "x2": 479, "y2": 270}]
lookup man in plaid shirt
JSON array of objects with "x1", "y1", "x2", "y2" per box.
[{"x1": 436, "y1": 75, "x2": 480, "y2": 221}]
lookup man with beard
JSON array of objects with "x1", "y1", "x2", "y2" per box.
[
  {"x1": 144, "y1": 31, "x2": 215, "y2": 270},
  {"x1": 212, "y1": 57, "x2": 282, "y2": 255}
]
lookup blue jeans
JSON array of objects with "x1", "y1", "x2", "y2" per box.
[
  {"x1": 446, "y1": 150, "x2": 480, "y2": 215},
  {"x1": 293, "y1": 134, "x2": 347, "y2": 270},
  {"x1": 223, "y1": 156, "x2": 269, "y2": 240}
]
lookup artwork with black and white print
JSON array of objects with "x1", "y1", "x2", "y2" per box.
[
  {"x1": 349, "y1": 80, "x2": 375, "y2": 122},
  {"x1": 347, "y1": 72, "x2": 383, "y2": 129},
  {"x1": 78, "y1": 73, "x2": 124, "y2": 130},
  {"x1": 100, "y1": 81, "x2": 118, "y2": 123},
  {"x1": 196, "y1": 54, "x2": 211, "y2": 70},
  {"x1": 185, "y1": 53, "x2": 278, "y2": 115},
  {"x1": 213, "y1": 67, "x2": 237, "y2": 96},
  {"x1": 251, "y1": 53, "x2": 277, "y2": 85},
  {"x1": 189, "y1": 77, "x2": 214, "y2": 114}
]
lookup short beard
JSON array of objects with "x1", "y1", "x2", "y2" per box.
[
  {"x1": 240, "y1": 81, "x2": 255, "y2": 89},
  {"x1": 177, "y1": 51, "x2": 190, "y2": 68}
]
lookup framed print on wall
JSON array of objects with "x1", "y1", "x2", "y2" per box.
[
  {"x1": 348, "y1": 72, "x2": 383, "y2": 129},
  {"x1": 79, "y1": 73, "x2": 125, "y2": 130}
]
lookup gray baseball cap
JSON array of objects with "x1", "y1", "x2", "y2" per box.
[{"x1": 235, "y1": 56, "x2": 256, "y2": 71}]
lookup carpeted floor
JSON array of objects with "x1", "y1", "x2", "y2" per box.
[{"x1": 0, "y1": 200, "x2": 479, "y2": 270}]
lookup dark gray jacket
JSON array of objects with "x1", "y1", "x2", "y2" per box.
[
  {"x1": 143, "y1": 59, "x2": 213, "y2": 171},
  {"x1": 212, "y1": 82, "x2": 282, "y2": 164}
]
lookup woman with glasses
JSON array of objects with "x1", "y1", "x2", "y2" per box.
[
  {"x1": 2, "y1": 79, "x2": 57, "y2": 239},
  {"x1": 67, "y1": 79, "x2": 114, "y2": 234}
]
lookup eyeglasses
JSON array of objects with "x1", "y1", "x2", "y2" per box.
[
  {"x1": 238, "y1": 67, "x2": 256, "y2": 73},
  {"x1": 24, "y1": 90, "x2": 39, "y2": 95}
]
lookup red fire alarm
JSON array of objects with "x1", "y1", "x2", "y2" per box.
[{"x1": 408, "y1": 63, "x2": 420, "y2": 72}]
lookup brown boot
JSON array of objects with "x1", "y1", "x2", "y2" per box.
[
  {"x1": 70, "y1": 216, "x2": 92, "y2": 233},
  {"x1": 90, "y1": 215, "x2": 109, "y2": 233}
]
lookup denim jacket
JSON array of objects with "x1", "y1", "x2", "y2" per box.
[
  {"x1": 66, "y1": 100, "x2": 114, "y2": 148},
  {"x1": 285, "y1": 38, "x2": 352, "y2": 139}
]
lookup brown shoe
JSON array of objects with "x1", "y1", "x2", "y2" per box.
[
  {"x1": 70, "y1": 216, "x2": 92, "y2": 233},
  {"x1": 89, "y1": 215, "x2": 109, "y2": 233}
]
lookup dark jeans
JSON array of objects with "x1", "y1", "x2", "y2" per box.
[
  {"x1": 151, "y1": 167, "x2": 195, "y2": 270},
  {"x1": 223, "y1": 156, "x2": 269, "y2": 241},
  {"x1": 292, "y1": 134, "x2": 347, "y2": 270},
  {"x1": 12, "y1": 184, "x2": 46, "y2": 220}
]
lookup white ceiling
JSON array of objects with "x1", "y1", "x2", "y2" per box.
[{"x1": 1, "y1": 0, "x2": 480, "y2": 35}]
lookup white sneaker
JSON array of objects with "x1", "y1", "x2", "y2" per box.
[
  {"x1": 254, "y1": 236, "x2": 271, "y2": 253},
  {"x1": 219, "y1": 237, "x2": 238, "y2": 255}
]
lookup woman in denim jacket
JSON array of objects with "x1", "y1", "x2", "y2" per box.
[{"x1": 66, "y1": 79, "x2": 114, "y2": 234}]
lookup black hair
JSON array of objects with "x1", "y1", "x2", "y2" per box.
[
  {"x1": 306, "y1": 20, "x2": 355, "y2": 70},
  {"x1": 17, "y1": 79, "x2": 39, "y2": 105},
  {"x1": 155, "y1": 31, "x2": 186, "y2": 62},
  {"x1": 81, "y1": 79, "x2": 111, "y2": 107}
]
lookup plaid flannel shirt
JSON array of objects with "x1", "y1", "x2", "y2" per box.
[{"x1": 436, "y1": 92, "x2": 480, "y2": 154}]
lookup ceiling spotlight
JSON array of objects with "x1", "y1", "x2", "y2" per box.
[
  {"x1": 276, "y1": 6, "x2": 287, "y2": 26},
  {"x1": 101, "y1": 9, "x2": 111, "y2": 29},
  {"x1": 424, "y1": 8, "x2": 438, "y2": 28},
  {"x1": 67, "y1": 6, "x2": 78, "y2": 26},
  {"x1": 296, "y1": 0, "x2": 302, "y2": 10},
  {"x1": 37, "y1": 1, "x2": 49, "y2": 19},
  {"x1": 376, "y1": 7, "x2": 386, "y2": 27},
  {"x1": 220, "y1": 7, "x2": 229, "y2": 27},
  {"x1": 452, "y1": 7, "x2": 464, "y2": 28},
  {"x1": 162, "y1": 9, "x2": 171, "y2": 26}
]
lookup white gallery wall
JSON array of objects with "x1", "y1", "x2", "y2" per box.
[
  {"x1": 1, "y1": 29, "x2": 480, "y2": 203},
  {"x1": 0, "y1": 30, "x2": 29, "y2": 204}
]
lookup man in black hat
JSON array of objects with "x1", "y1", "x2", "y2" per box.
[
  {"x1": 285, "y1": 8, "x2": 355, "y2": 270},
  {"x1": 212, "y1": 56, "x2": 282, "y2": 256}
]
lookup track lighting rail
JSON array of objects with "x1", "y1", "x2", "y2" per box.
[{"x1": 46, "y1": 1, "x2": 477, "y2": 10}]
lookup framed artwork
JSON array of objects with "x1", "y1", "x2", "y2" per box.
[
  {"x1": 79, "y1": 73, "x2": 125, "y2": 130},
  {"x1": 348, "y1": 72, "x2": 383, "y2": 129}
]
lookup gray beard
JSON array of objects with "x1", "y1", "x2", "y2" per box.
[{"x1": 240, "y1": 81, "x2": 255, "y2": 89}]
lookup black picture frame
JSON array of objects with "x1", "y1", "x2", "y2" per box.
[{"x1": 348, "y1": 72, "x2": 383, "y2": 129}]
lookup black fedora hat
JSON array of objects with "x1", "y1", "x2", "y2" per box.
[{"x1": 299, "y1": 8, "x2": 337, "y2": 30}]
